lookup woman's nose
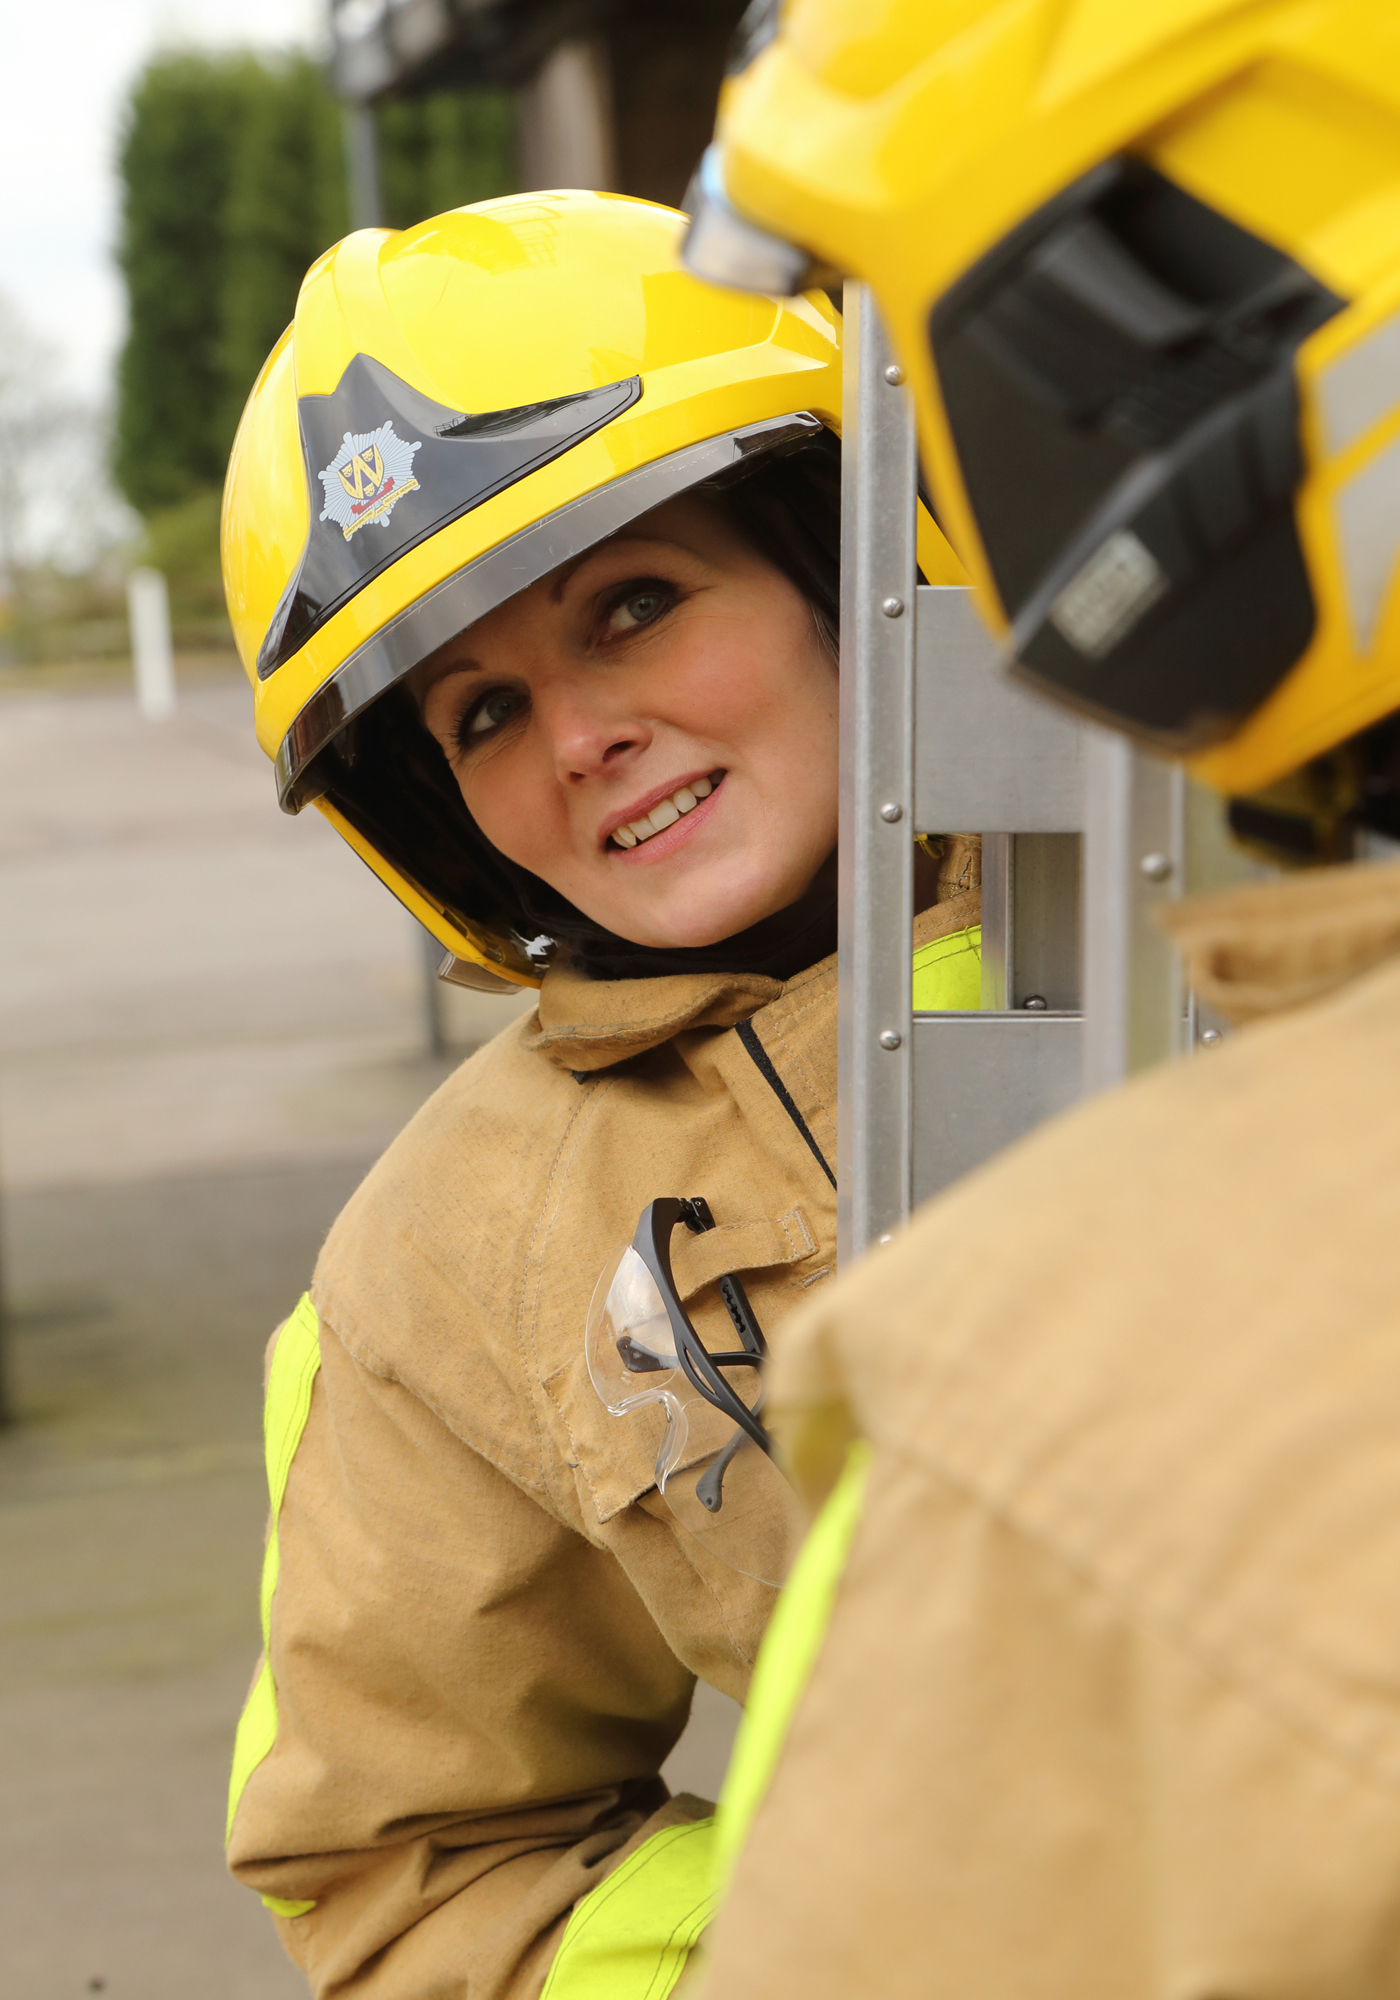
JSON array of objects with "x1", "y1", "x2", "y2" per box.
[{"x1": 539, "y1": 684, "x2": 651, "y2": 781}]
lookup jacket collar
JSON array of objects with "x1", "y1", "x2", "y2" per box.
[
  {"x1": 524, "y1": 891, "x2": 978, "y2": 1074},
  {"x1": 523, "y1": 962, "x2": 786, "y2": 1072},
  {"x1": 1162, "y1": 858, "x2": 1400, "y2": 1026}
]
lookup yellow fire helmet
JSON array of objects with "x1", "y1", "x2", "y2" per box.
[
  {"x1": 686, "y1": 0, "x2": 1400, "y2": 856},
  {"x1": 222, "y1": 191, "x2": 848, "y2": 987}
]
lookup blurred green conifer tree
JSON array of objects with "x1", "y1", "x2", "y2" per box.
[
  {"x1": 378, "y1": 90, "x2": 516, "y2": 230},
  {"x1": 115, "y1": 51, "x2": 516, "y2": 532},
  {"x1": 114, "y1": 54, "x2": 264, "y2": 513},
  {"x1": 217, "y1": 56, "x2": 350, "y2": 453}
]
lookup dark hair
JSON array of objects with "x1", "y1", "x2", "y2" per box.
[{"x1": 319, "y1": 431, "x2": 842, "y2": 983}]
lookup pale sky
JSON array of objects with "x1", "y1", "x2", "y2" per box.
[{"x1": 7, "y1": 0, "x2": 325, "y2": 409}]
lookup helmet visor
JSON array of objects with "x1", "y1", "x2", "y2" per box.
[{"x1": 277, "y1": 413, "x2": 826, "y2": 812}]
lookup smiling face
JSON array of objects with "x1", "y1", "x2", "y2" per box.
[{"x1": 414, "y1": 493, "x2": 840, "y2": 951}]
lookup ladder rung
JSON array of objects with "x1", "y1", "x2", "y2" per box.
[{"x1": 911, "y1": 1013, "x2": 1083, "y2": 1204}]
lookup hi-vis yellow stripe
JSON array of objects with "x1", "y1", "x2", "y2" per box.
[
  {"x1": 540, "y1": 1818, "x2": 720, "y2": 2000},
  {"x1": 713, "y1": 1444, "x2": 872, "y2": 1893},
  {"x1": 541, "y1": 1450, "x2": 874, "y2": 1992},
  {"x1": 912, "y1": 922, "x2": 982, "y2": 1011},
  {"x1": 225, "y1": 1291, "x2": 322, "y2": 1922}
]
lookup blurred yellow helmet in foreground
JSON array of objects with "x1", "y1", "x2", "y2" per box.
[
  {"x1": 223, "y1": 191, "x2": 842, "y2": 985},
  {"x1": 687, "y1": 0, "x2": 1400, "y2": 844}
]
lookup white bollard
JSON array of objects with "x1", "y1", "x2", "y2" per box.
[{"x1": 126, "y1": 567, "x2": 176, "y2": 721}]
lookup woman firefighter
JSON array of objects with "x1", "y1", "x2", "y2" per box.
[{"x1": 220, "y1": 190, "x2": 978, "y2": 1997}]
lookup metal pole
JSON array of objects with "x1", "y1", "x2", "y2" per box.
[
  {"x1": 1080, "y1": 730, "x2": 1185, "y2": 1093},
  {"x1": 837, "y1": 285, "x2": 917, "y2": 1265},
  {"x1": 978, "y1": 833, "x2": 1013, "y2": 1010},
  {"x1": 126, "y1": 568, "x2": 176, "y2": 722},
  {"x1": 0, "y1": 1218, "x2": 10, "y2": 1425},
  {"x1": 517, "y1": 38, "x2": 616, "y2": 191},
  {"x1": 343, "y1": 101, "x2": 385, "y2": 229},
  {"x1": 421, "y1": 925, "x2": 448, "y2": 1058}
]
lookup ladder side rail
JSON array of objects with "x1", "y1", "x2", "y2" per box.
[{"x1": 837, "y1": 286, "x2": 918, "y2": 1266}]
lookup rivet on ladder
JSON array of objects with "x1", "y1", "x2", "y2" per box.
[
  {"x1": 881, "y1": 596, "x2": 905, "y2": 619},
  {"x1": 878, "y1": 1029, "x2": 902, "y2": 1051},
  {"x1": 883, "y1": 363, "x2": 905, "y2": 386},
  {"x1": 1139, "y1": 851, "x2": 1173, "y2": 883},
  {"x1": 879, "y1": 802, "x2": 904, "y2": 822}
]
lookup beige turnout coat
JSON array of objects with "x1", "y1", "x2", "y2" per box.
[
  {"x1": 227, "y1": 880, "x2": 979, "y2": 1998},
  {"x1": 696, "y1": 859, "x2": 1400, "y2": 2000}
]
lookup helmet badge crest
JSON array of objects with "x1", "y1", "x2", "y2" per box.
[{"x1": 318, "y1": 421, "x2": 422, "y2": 541}]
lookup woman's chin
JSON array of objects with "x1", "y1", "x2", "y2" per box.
[
  {"x1": 603, "y1": 914, "x2": 752, "y2": 950},
  {"x1": 586, "y1": 881, "x2": 809, "y2": 952}
]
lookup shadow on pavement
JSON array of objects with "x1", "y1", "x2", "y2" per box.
[{"x1": 0, "y1": 1155, "x2": 375, "y2": 2000}]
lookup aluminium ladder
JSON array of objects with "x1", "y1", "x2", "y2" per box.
[{"x1": 839, "y1": 286, "x2": 1245, "y2": 1263}]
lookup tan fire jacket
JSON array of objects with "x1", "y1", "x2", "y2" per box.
[
  {"x1": 695, "y1": 858, "x2": 1400, "y2": 2000},
  {"x1": 227, "y1": 878, "x2": 980, "y2": 1999}
]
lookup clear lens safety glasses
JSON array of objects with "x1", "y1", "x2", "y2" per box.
[{"x1": 586, "y1": 1198, "x2": 803, "y2": 1585}]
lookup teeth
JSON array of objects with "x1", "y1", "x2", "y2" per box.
[{"x1": 611, "y1": 774, "x2": 721, "y2": 849}]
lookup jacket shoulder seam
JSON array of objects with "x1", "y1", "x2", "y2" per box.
[
  {"x1": 895, "y1": 1431, "x2": 1400, "y2": 1803},
  {"x1": 513, "y1": 1082, "x2": 606, "y2": 1505},
  {"x1": 313, "y1": 1298, "x2": 548, "y2": 1497}
]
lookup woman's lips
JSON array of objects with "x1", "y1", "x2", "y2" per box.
[
  {"x1": 608, "y1": 772, "x2": 726, "y2": 863},
  {"x1": 606, "y1": 770, "x2": 724, "y2": 846}
]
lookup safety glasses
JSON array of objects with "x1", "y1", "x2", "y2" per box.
[{"x1": 586, "y1": 1198, "x2": 802, "y2": 1585}]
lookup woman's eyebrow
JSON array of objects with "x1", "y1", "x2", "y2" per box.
[
  {"x1": 418, "y1": 653, "x2": 484, "y2": 702},
  {"x1": 547, "y1": 536, "x2": 694, "y2": 604},
  {"x1": 547, "y1": 550, "x2": 594, "y2": 604}
]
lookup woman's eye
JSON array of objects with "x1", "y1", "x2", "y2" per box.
[
  {"x1": 604, "y1": 584, "x2": 673, "y2": 637},
  {"x1": 462, "y1": 687, "x2": 527, "y2": 741}
]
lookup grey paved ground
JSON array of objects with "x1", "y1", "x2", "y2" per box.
[
  {"x1": 0, "y1": 673, "x2": 738, "y2": 2000},
  {"x1": 0, "y1": 678, "x2": 527, "y2": 1190},
  {"x1": 1, "y1": 1161, "x2": 370, "y2": 2000}
]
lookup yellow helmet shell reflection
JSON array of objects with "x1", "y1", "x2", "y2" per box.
[{"x1": 703, "y1": 0, "x2": 1400, "y2": 798}]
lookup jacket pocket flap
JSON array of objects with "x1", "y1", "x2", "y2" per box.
[
  {"x1": 540, "y1": 1207, "x2": 814, "y2": 1526},
  {"x1": 542, "y1": 1349, "x2": 738, "y2": 1525},
  {"x1": 670, "y1": 1208, "x2": 814, "y2": 1301}
]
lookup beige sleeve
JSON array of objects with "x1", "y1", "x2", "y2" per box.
[
  {"x1": 693, "y1": 1444, "x2": 1400, "y2": 2000},
  {"x1": 228, "y1": 1312, "x2": 707, "y2": 2000}
]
